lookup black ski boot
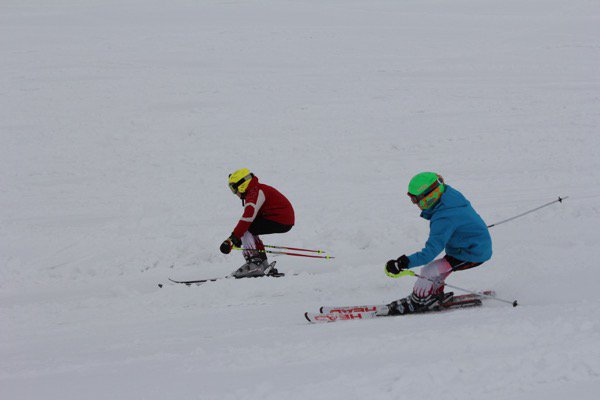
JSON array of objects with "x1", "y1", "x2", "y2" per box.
[
  {"x1": 388, "y1": 292, "x2": 453, "y2": 315},
  {"x1": 388, "y1": 296, "x2": 418, "y2": 315}
]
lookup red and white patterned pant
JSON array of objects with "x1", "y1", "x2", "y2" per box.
[
  {"x1": 412, "y1": 258, "x2": 453, "y2": 298},
  {"x1": 412, "y1": 256, "x2": 483, "y2": 298}
]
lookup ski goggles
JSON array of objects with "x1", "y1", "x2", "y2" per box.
[
  {"x1": 228, "y1": 173, "x2": 254, "y2": 195},
  {"x1": 407, "y1": 177, "x2": 444, "y2": 204}
]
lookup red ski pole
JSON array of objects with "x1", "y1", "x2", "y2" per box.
[
  {"x1": 264, "y1": 244, "x2": 328, "y2": 254},
  {"x1": 268, "y1": 250, "x2": 335, "y2": 259},
  {"x1": 232, "y1": 247, "x2": 334, "y2": 259}
]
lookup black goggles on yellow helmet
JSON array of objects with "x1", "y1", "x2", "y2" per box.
[{"x1": 228, "y1": 173, "x2": 254, "y2": 195}]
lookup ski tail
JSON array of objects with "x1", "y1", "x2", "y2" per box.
[{"x1": 440, "y1": 298, "x2": 482, "y2": 309}]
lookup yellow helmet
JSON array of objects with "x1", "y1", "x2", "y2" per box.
[{"x1": 228, "y1": 168, "x2": 254, "y2": 195}]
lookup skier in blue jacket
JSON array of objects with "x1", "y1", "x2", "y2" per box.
[{"x1": 384, "y1": 172, "x2": 492, "y2": 314}]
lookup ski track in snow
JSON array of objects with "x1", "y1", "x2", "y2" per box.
[{"x1": 1, "y1": 0, "x2": 599, "y2": 399}]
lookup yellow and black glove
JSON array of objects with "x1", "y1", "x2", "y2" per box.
[
  {"x1": 220, "y1": 234, "x2": 241, "y2": 254},
  {"x1": 385, "y1": 255, "x2": 410, "y2": 278}
]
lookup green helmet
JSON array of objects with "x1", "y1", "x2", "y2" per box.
[{"x1": 407, "y1": 172, "x2": 445, "y2": 210}]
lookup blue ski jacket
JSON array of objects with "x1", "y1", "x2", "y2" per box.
[{"x1": 407, "y1": 185, "x2": 492, "y2": 268}]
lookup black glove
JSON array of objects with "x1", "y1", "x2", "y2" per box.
[
  {"x1": 220, "y1": 234, "x2": 241, "y2": 254},
  {"x1": 385, "y1": 255, "x2": 410, "y2": 277}
]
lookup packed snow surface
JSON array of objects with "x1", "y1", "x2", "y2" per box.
[{"x1": 2, "y1": 0, "x2": 599, "y2": 399}]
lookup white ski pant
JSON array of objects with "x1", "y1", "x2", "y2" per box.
[{"x1": 412, "y1": 258, "x2": 453, "y2": 298}]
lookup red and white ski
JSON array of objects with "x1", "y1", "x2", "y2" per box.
[
  {"x1": 305, "y1": 291, "x2": 495, "y2": 323},
  {"x1": 319, "y1": 291, "x2": 495, "y2": 314}
]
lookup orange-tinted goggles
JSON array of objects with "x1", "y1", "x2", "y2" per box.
[{"x1": 407, "y1": 179, "x2": 442, "y2": 204}]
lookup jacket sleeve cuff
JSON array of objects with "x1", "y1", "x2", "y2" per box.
[{"x1": 407, "y1": 253, "x2": 423, "y2": 269}]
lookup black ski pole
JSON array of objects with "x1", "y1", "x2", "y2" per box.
[{"x1": 487, "y1": 196, "x2": 568, "y2": 228}]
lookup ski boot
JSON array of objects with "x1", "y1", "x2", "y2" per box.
[
  {"x1": 388, "y1": 292, "x2": 454, "y2": 315},
  {"x1": 232, "y1": 257, "x2": 278, "y2": 278}
]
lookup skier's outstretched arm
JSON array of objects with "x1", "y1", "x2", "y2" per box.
[{"x1": 407, "y1": 218, "x2": 454, "y2": 268}]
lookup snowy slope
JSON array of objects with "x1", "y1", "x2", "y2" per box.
[{"x1": 1, "y1": 0, "x2": 599, "y2": 399}]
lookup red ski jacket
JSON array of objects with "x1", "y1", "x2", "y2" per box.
[{"x1": 232, "y1": 177, "x2": 295, "y2": 238}]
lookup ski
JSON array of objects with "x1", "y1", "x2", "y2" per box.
[
  {"x1": 306, "y1": 291, "x2": 494, "y2": 323},
  {"x1": 165, "y1": 272, "x2": 285, "y2": 286},
  {"x1": 305, "y1": 298, "x2": 482, "y2": 323},
  {"x1": 168, "y1": 276, "x2": 232, "y2": 285},
  {"x1": 305, "y1": 310, "x2": 378, "y2": 323},
  {"x1": 160, "y1": 261, "x2": 287, "y2": 287},
  {"x1": 319, "y1": 290, "x2": 495, "y2": 314}
]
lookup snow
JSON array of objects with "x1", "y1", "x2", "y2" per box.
[{"x1": 1, "y1": 0, "x2": 599, "y2": 398}]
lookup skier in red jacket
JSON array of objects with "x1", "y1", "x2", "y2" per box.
[{"x1": 220, "y1": 168, "x2": 295, "y2": 277}]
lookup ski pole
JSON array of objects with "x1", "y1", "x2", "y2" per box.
[
  {"x1": 232, "y1": 247, "x2": 335, "y2": 259},
  {"x1": 397, "y1": 270, "x2": 518, "y2": 307},
  {"x1": 267, "y1": 250, "x2": 334, "y2": 259},
  {"x1": 264, "y1": 244, "x2": 328, "y2": 254},
  {"x1": 487, "y1": 196, "x2": 568, "y2": 228}
]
